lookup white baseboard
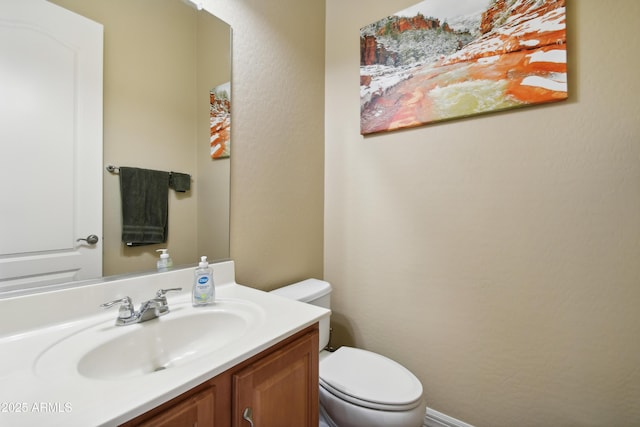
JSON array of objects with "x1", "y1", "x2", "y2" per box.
[{"x1": 424, "y1": 407, "x2": 475, "y2": 427}]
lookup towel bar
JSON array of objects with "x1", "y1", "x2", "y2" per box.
[{"x1": 106, "y1": 165, "x2": 191, "y2": 182}]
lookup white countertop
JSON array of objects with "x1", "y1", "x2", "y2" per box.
[{"x1": 0, "y1": 261, "x2": 329, "y2": 426}]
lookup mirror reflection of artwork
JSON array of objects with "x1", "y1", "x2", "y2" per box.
[
  {"x1": 360, "y1": 0, "x2": 568, "y2": 135},
  {"x1": 210, "y1": 82, "x2": 231, "y2": 159}
]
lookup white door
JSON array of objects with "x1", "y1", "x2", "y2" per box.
[{"x1": 0, "y1": 0, "x2": 103, "y2": 294}]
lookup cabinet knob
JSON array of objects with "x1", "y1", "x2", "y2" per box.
[{"x1": 242, "y1": 407, "x2": 254, "y2": 426}]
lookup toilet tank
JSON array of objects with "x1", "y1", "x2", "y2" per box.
[{"x1": 270, "y1": 279, "x2": 331, "y2": 350}]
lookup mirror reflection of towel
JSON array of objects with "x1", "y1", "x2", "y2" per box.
[
  {"x1": 169, "y1": 172, "x2": 191, "y2": 192},
  {"x1": 119, "y1": 167, "x2": 170, "y2": 246}
]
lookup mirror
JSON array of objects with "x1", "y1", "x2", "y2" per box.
[{"x1": 49, "y1": 0, "x2": 231, "y2": 277}]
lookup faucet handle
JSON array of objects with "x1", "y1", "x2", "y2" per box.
[
  {"x1": 155, "y1": 288, "x2": 182, "y2": 298},
  {"x1": 100, "y1": 296, "x2": 135, "y2": 320},
  {"x1": 154, "y1": 288, "x2": 182, "y2": 316}
]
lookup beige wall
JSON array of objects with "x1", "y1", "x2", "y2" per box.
[
  {"x1": 205, "y1": 0, "x2": 325, "y2": 288},
  {"x1": 51, "y1": 0, "x2": 231, "y2": 275},
  {"x1": 325, "y1": 1, "x2": 640, "y2": 426}
]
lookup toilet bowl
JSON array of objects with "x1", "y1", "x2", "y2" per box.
[{"x1": 270, "y1": 279, "x2": 425, "y2": 427}]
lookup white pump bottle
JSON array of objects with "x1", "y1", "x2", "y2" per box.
[{"x1": 156, "y1": 249, "x2": 173, "y2": 271}]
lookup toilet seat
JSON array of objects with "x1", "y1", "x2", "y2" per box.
[{"x1": 319, "y1": 347, "x2": 423, "y2": 412}]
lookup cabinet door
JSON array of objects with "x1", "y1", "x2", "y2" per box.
[
  {"x1": 233, "y1": 330, "x2": 319, "y2": 427},
  {"x1": 124, "y1": 386, "x2": 215, "y2": 427}
]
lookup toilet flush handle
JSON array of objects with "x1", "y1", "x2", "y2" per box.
[{"x1": 242, "y1": 407, "x2": 254, "y2": 426}]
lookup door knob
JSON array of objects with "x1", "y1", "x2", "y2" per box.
[
  {"x1": 76, "y1": 234, "x2": 99, "y2": 245},
  {"x1": 242, "y1": 407, "x2": 254, "y2": 426}
]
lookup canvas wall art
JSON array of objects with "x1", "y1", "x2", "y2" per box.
[
  {"x1": 210, "y1": 82, "x2": 231, "y2": 159},
  {"x1": 360, "y1": 0, "x2": 567, "y2": 135}
]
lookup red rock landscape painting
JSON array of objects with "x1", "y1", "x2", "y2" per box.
[
  {"x1": 210, "y1": 82, "x2": 231, "y2": 159},
  {"x1": 360, "y1": 0, "x2": 568, "y2": 135}
]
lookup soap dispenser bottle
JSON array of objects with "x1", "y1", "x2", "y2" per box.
[
  {"x1": 156, "y1": 249, "x2": 173, "y2": 271},
  {"x1": 192, "y1": 256, "x2": 214, "y2": 306}
]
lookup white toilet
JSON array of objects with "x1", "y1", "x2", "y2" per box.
[{"x1": 271, "y1": 279, "x2": 425, "y2": 427}]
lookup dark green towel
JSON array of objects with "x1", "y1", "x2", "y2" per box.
[
  {"x1": 169, "y1": 172, "x2": 191, "y2": 192},
  {"x1": 119, "y1": 167, "x2": 170, "y2": 246}
]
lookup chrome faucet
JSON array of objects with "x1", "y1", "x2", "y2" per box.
[{"x1": 100, "y1": 288, "x2": 182, "y2": 326}]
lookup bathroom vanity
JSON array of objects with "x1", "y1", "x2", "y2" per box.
[
  {"x1": 121, "y1": 325, "x2": 318, "y2": 426},
  {"x1": 0, "y1": 261, "x2": 328, "y2": 427}
]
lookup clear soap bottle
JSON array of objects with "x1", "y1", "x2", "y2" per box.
[
  {"x1": 192, "y1": 256, "x2": 214, "y2": 306},
  {"x1": 156, "y1": 249, "x2": 173, "y2": 271}
]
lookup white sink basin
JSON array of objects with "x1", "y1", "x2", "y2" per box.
[{"x1": 34, "y1": 299, "x2": 265, "y2": 380}]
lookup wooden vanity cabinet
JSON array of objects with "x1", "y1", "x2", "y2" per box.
[
  {"x1": 232, "y1": 326, "x2": 319, "y2": 427},
  {"x1": 120, "y1": 324, "x2": 319, "y2": 427},
  {"x1": 123, "y1": 385, "x2": 216, "y2": 427}
]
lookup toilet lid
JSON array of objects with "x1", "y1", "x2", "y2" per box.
[{"x1": 319, "y1": 347, "x2": 423, "y2": 410}]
